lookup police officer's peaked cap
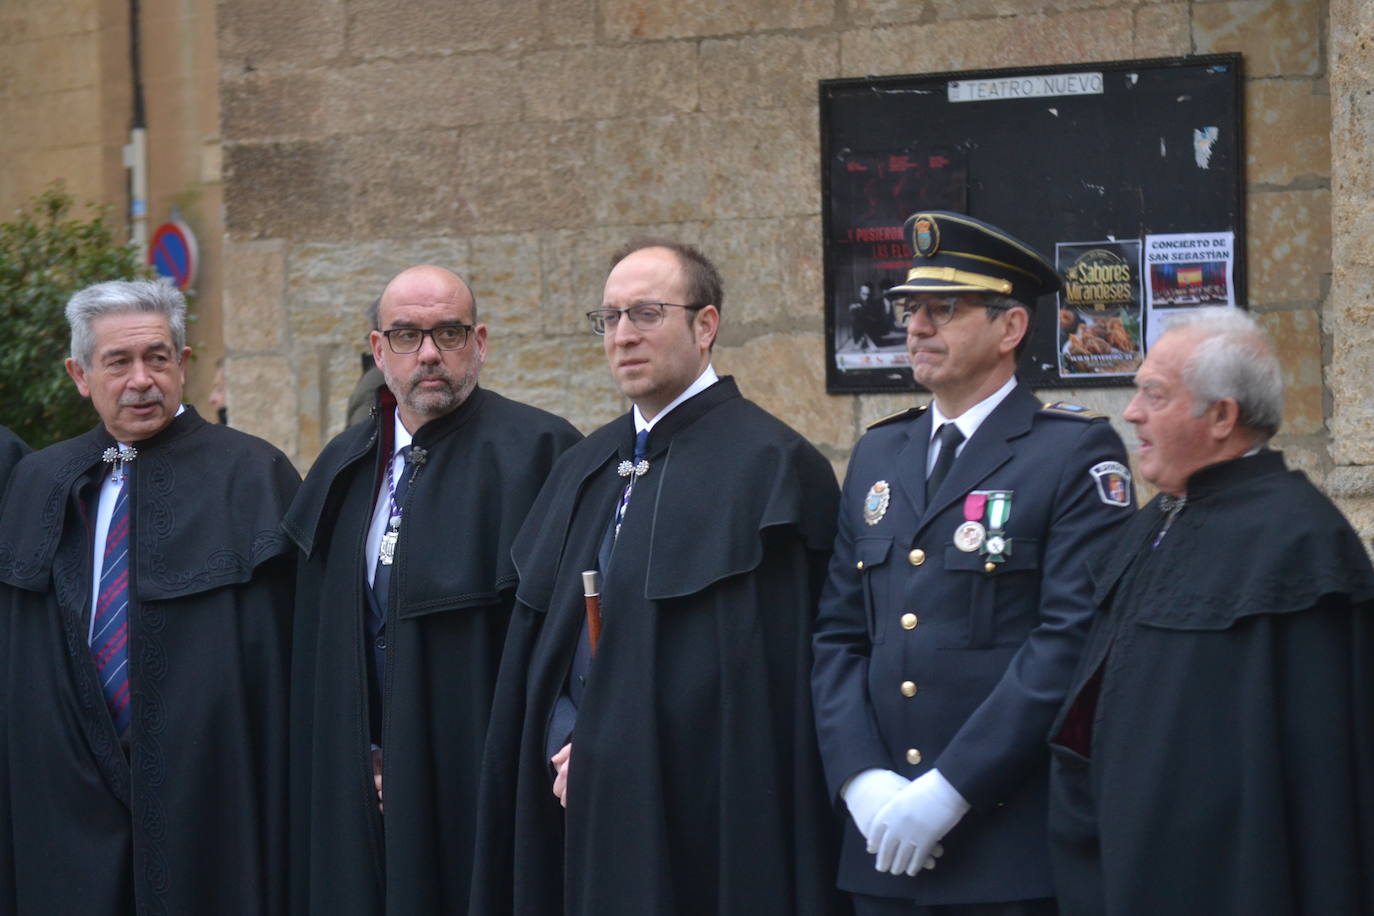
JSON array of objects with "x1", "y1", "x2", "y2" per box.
[{"x1": 885, "y1": 211, "x2": 1061, "y2": 307}]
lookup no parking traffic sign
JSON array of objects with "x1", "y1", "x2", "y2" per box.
[{"x1": 148, "y1": 219, "x2": 199, "y2": 290}]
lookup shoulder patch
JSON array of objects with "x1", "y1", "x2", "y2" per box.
[
  {"x1": 1040, "y1": 401, "x2": 1105, "y2": 420},
  {"x1": 866, "y1": 405, "x2": 928, "y2": 430},
  {"x1": 1090, "y1": 460, "x2": 1133, "y2": 507}
]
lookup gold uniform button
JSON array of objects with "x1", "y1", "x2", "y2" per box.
[
  {"x1": 906, "y1": 748, "x2": 922, "y2": 765},
  {"x1": 900, "y1": 613, "x2": 918, "y2": 630},
  {"x1": 856, "y1": 560, "x2": 865, "y2": 571},
  {"x1": 984, "y1": 561, "x2": 996, "y2": 574},
  {"x1": 900, "y1": 680, "x2": 918, "y2": 698},
  {"x1": 908, "y1": 548, "x2": 926, "y2": 566}
]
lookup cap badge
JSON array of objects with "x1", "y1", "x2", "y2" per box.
[
  {"x1": 863, "y1": 480, "x2": 891, "y2": 526},
  {"x1": 913, "y1": 215, "x2": 940, "y2": 258}
]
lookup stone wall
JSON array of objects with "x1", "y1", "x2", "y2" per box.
[
  {"x1": 218, "y1": 0, "x2": 1336, "y2": 496},
  {"x1": 0, "y1": 0, "x2": 227, "y2": 411},
  {"x1": 1326, "y1": 0, "x2": 1374, "y2": 537},
  {"x1": 0, "y1": 0, "x2": 127, "y2": 216}
]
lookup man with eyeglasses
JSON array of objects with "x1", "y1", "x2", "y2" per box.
[
  {"x1": 812, "y1": 212, "x2": 1134, "y2": 916},
  {"x1": 473, "y1": 239, "x2": 847, "y2": 915},
  {"x1": 284, "y1": 264, "x2": 581, "y2": 915}
]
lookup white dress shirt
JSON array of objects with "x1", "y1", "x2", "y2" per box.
[
  {"x1": 88, "y1": 405, "x2": 185, "y2": 642},
  {"x1": 925, "y1": 375, "x2": 1018, "y2": 475},
  {"x1": 632, "y1": 364, "x2": 720, "y2": 436},
  {"x1": 365, "y1": 411, "x2": 414, "y2": 586}
]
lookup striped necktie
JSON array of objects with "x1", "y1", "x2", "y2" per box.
[{"x1": 93, "y1": 480, "x2": 132, "y2": 736}]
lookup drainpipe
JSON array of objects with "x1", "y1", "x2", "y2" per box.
[{"x1": 121, "y1": 0, "x2": 148, "y2": 256}]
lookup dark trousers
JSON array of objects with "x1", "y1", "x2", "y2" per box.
[{"x1": 853, "y1": 895, "x2": 1058, "y2": 916}]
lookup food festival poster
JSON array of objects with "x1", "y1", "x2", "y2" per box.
[{"x1": 1055, "y1": 239, "x2": 1145, "y2": 379}]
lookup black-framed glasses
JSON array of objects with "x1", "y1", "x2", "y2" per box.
[
  {"x1": 585, "y1": 302, "x2": 706, "y2": 336},
  {"x1": 380, "y1": 324, "x2": 473, "y2": 353},
  {"x1": 891, "y1": 295, "x2": 1011, "y2": 327}
]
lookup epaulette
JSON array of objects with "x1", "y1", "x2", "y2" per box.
[
  {"x1": 866, "y1": 404, "x2": 928, "y2": 430},
  {"x1": 1040, "y1": 401, "x2": 1105, "y2": 420}
]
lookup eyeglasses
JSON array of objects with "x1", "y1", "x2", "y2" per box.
[
  {"x1": 585, "y1": 302, "x2": 706, "y2": 336},
  {"x1": 891, "y1": 296, "x2": 1012, "y2": 327},
  {"x1": 380, "y1": 324, "x2": 473, "y2": 353}
]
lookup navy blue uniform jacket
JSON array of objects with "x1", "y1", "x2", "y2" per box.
[{"x1": 812, "y1": 382, "x2": 1133, "y2": 905}]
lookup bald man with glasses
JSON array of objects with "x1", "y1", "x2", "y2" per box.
[
  {"x1": 285, "y1": 265, "x2": 581, "y2": 916},
  {"x1": 812, "y1": 213, "x2": 1134, "y2": 916}
]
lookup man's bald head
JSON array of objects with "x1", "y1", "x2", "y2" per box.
[
  {"x1": 368, "y1": 265, "x2": 487, "y2": 432},
  {"x1": 371, "y1": 265, "x2": 477, "y2": 329}
]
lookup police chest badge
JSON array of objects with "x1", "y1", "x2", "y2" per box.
[
  {"x1": 1090, "y1": 461, "x2": 1133, "y2": 507},
  {"x1": 863, "y1": 480, "x2": 891, "y2": 526}
]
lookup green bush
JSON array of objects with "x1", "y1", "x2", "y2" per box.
[{"x1": 0, "y1": 186, "x2": 150, "y2": 449}]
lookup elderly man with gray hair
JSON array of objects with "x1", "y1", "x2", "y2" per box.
[
  {"x1": 1047, "y1": 307, "x2": 1374, "y2": 915},
  {"x1": 0, "y1": 279, "x2": 300, "y2": 914}
]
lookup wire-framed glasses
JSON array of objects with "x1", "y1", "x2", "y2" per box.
[{"x1": 585, "y1": 302, "x2": 706, "y2": 336}]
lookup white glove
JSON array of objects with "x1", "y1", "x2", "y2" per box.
[
  {"x1": 841, "y1": 768, "x2": 910, "y2": 842},
  {"x1": 868, "y1": 768, "x2": 970, "y2": 876}
]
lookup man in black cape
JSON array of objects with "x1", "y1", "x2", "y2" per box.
[
  {"x1": 0, "y1": 425, "x2": 29, "y2": 494},
  {"x1": 0, "y1": 279, "x2": 300, "y2": 914},
  {"x1": 1048, "y1": 307, "x2": 1374, "y2": 914},
  {"x1": 472, "y1": 239, "x2": 847, "y2": 915},
  {"x1": 285, "y1": 265, "x2": 580, "y2": 914}
]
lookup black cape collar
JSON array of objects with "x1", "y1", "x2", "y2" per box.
[
  {"x1": 633, "y1": 377, "x2": 741, "y2": 461},
  {"x1": 1182, "y1": 448, "x2": 1284, "y2": 500},
  {"x1": 1091, "y1": 448, "x2": 1374, "y2": 621},
  {"x1": 0, "y1": 407, "x2": 296, "y2": 597},
  {"x1": 283, "y1": 386, "x2": 489, "y2": 557},
  {"x1": 512, "y1": 376, "x2": 835, "y2": 608}
]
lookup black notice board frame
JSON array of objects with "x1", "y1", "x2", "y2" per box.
[{"x1": 821, "y1": 54, "x2": 1245, "y2": 395}]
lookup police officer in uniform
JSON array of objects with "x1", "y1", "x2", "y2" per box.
[{"x1": 812, "y1": 212, "x2": 1135, "y2": 915}]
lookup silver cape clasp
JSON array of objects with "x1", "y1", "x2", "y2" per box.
[
  {"x1": 617, "y1": 458, "x2": 649, "y2": 478},
  {"x1": 102, "y1": 445, "x2": 138, "y2": 482}
]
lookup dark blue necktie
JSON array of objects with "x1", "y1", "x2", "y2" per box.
[
  {"x1": 598, "y1": 429, "x2": 649, "y2": 574},
  {"x1": 926, "y1": 422, "x2": 965, "y2": 500},
  {"x1": 93, "y1": 480, "x2": 132, "y2": 736},
  {"x1": 370, "y1": 446, "x2": 414, "y2": 686}
]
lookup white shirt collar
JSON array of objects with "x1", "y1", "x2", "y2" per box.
[
  {"x1": 633, "y1": 364, "x2": 720, "y2": 434},
  {"x1": 928, "y1": 375, "x2": 1018, "y2": 450},
  {"x1": 391, "y1": 408, "x2": 414, "y2": 456}
]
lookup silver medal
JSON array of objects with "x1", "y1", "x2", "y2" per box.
[
  {"x1": 379, "y1": 528, "x2": 398, "y2": 566},
  {"x1": 953, "y1": 520, "x2": 986, "y2": 553}
]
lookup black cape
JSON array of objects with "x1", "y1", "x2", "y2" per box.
[
  {"x1": 1048, "y1": 450, "x2": 1374, "y2": 915},
  {"x1": 472, "y1": 378, "x2": 850, "y2": 916},
  {"x1": 0, "y1": 408, "x2": 300, "y2": 916},
  {"x1": 284, "y1": 386, "x2": 580, "y2": 915},
  {"x1": 0, "y1": 425, "x2": 28, "y2": 497}
]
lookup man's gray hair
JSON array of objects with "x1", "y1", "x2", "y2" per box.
[
  {"x1": 66, "y1": 279, "x2": 187, "y2": 369},
  {"x1": 1168, "y1": 307, "x2": 1283, "y2": 440}
]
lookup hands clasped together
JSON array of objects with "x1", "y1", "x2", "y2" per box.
[{"x1": 843, "y1": 768, "x2": 970, "y2": 877}]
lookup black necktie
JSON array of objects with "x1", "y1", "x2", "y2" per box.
[{"x1": 926, "y1": 422, "x2": 965, "y2": 500}]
